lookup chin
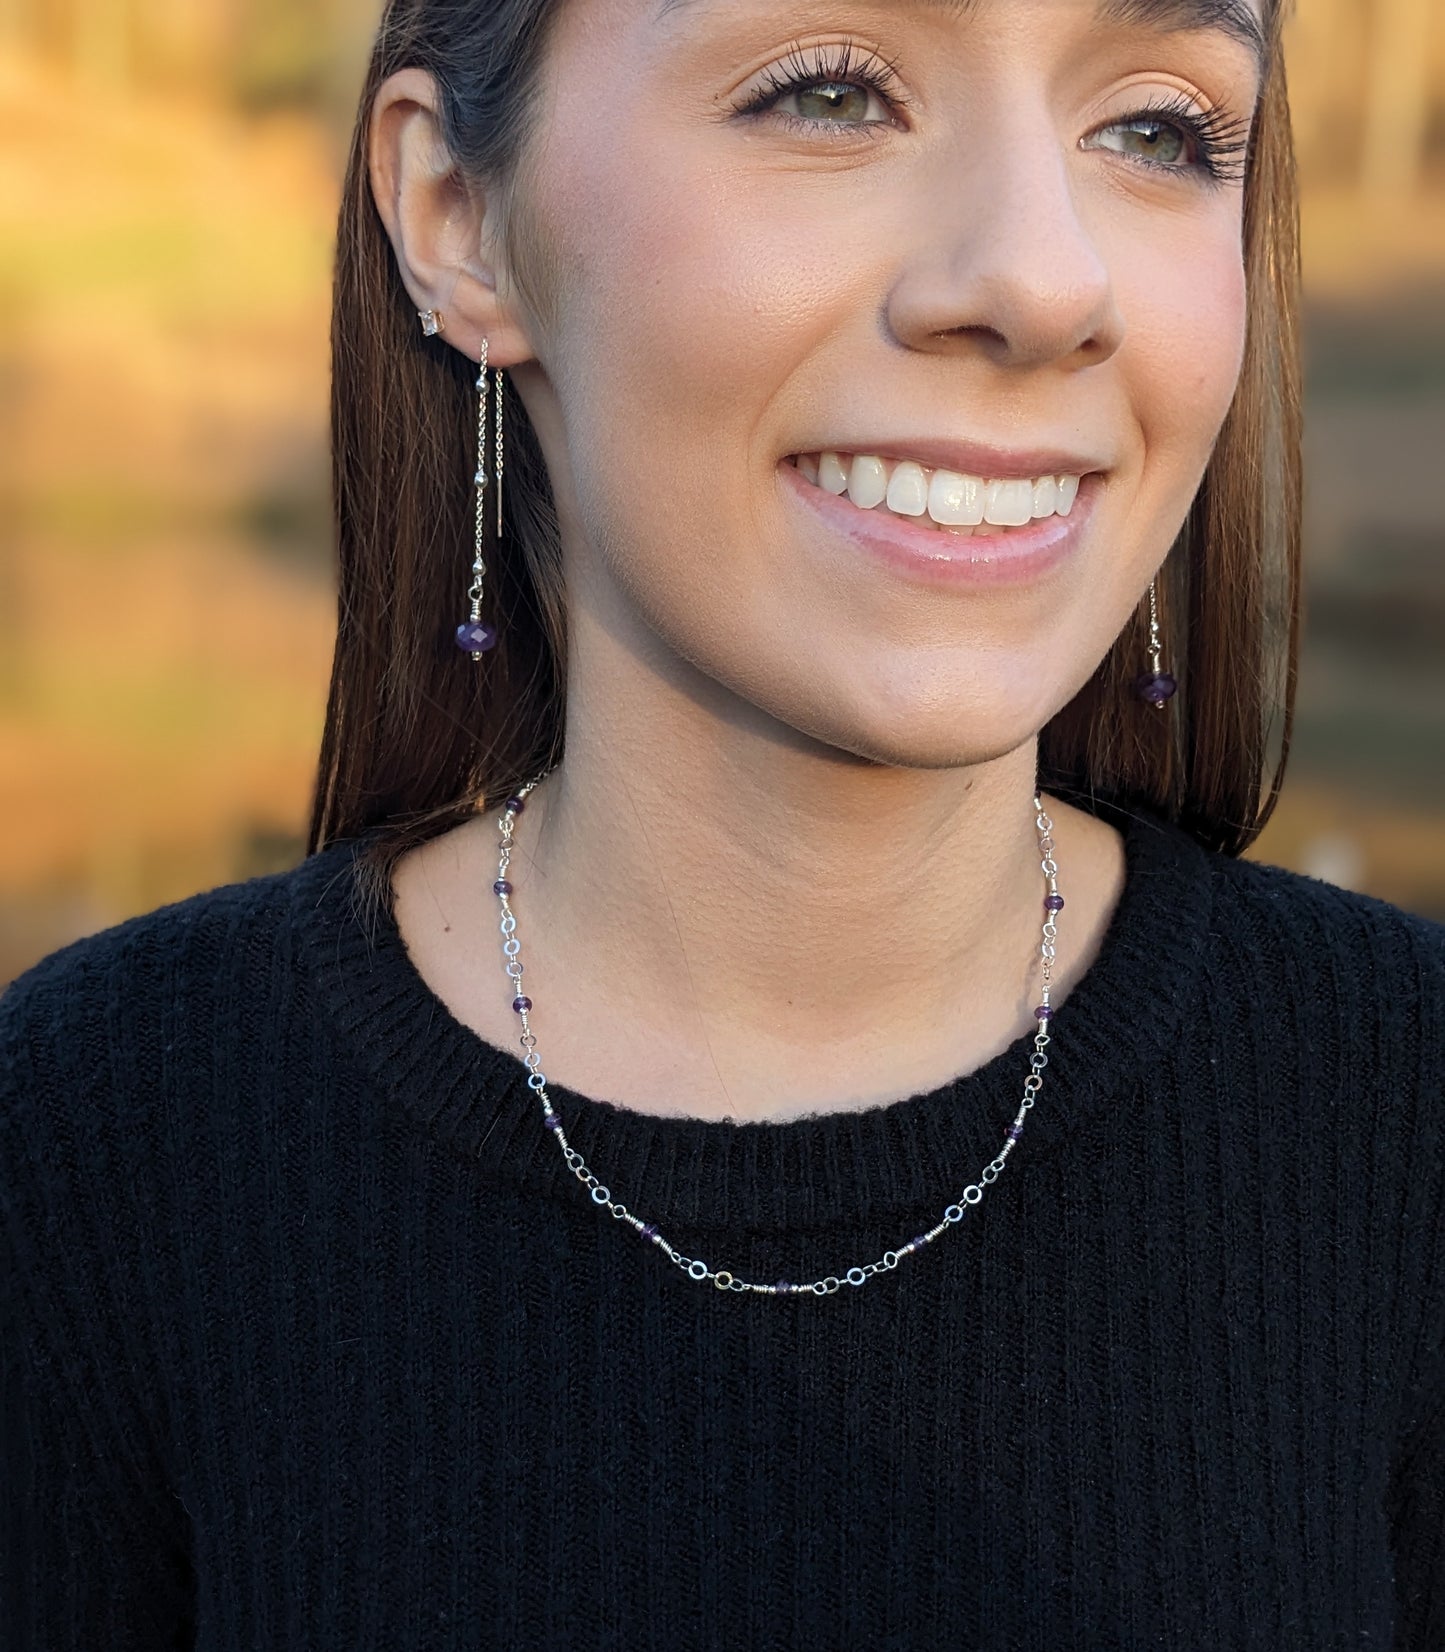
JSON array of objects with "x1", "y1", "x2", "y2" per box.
[{"x1": 768, "y1": 671, "x2": 1060, "y2": 773}]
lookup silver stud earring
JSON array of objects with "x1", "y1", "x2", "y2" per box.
[
  {"x1": 1133, "y1": 577, "x2": 1176, "y2": 707},
  {"x1": 455, "y1": 335, "x2": 502, "y2": 659},
  {"x1": 418, "y1": 307, "x2": 444, "y2": 337}
]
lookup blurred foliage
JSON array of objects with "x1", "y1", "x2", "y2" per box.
[
  {"x1": 228, "y1": 0, "x2": 375, "y2": 132},
  {"x1": 231, "y1": 0, "x2": 336, "y2": 113}
]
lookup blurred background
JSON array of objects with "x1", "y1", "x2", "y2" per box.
[{"x1": 0, "y1": 0, "x2": 1442, "y2": 986}]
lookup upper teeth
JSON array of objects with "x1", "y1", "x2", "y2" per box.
[{"x1": 802, "y1": 451, "x2": 1082, "y2": 525}]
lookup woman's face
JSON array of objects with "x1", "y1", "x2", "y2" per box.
[{"x1": 503, "y1": 0, "x2": 1266, "y2": 765}]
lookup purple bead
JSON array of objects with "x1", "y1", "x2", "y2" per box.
[
  {"x1": 1134, "y1": 671, "x2": 1177, "y2": 705},
  {"x1": 493, "y1": 879, "x2": 513, "y2": 896},
  {"x1": 1034, "y1": 1004, "x2": 1051, "y2": 1020},
  {"x1": 641, "y1": 1224, "x2": 659, "y2": 1241},
  {"x1": 1044, "y1": 894, "x2": 1065, "y2": 911},
  {"x1": 544, "y1": 1112, "x2": 563, "y2": 1131},
  {"x1": 1008, "y1": 1124, "x2": 1024, "y2": 1140},
  {"x1": 512, "y1": 995, "x2": 532, "y2": 1013},
  {"x1": 913, "y1": 1236, "x2": 927, "y2": 1249},
  {"x1": 455, "y1": 620, "x2": 498, "y2": 654},
  {"x1": 504, "y1": 796, "x2": 526, "y2": 815},
  {"x1": 776, "y1": 1281, "x2": 791, "y2": 1292}
]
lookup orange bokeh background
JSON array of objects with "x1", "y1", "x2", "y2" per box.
[{"x1": 1, "y1": 0, "x2": 1442, "y2": 985}]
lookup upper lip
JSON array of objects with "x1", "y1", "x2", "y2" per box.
[{"x1": 792, "y1": 437, "x2": 1108, "y2": 480}]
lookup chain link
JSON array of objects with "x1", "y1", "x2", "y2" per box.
[
  {"x1": 1146, "y1": 576, "x2": 1163, "y2": 674},
  {"x1": 494, "y1": 368, "x2": 505, "y2": 540},
  {"x1": 468, "y1": 338, "x2": 490, "y2": 623}
]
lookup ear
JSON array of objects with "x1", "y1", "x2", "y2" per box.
[{"x1": 367, "y1": 67, "x2": 534, "y2": 369}]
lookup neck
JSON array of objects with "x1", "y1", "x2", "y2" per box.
[
  {"x1": 529, "y1": 735, "x2": 1044, "y2": 1025},
  {"x1": 494, "y1": 608, "x2": 1107, "y2": 1121}
]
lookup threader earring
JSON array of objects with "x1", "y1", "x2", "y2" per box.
[
  {"x1": 429, "y1": 319, "x2": 501, "y2": 659},
  {"x1": 415, "y1": 307, "x2": 500, "y2": 656},
  {"x1": 1133, "y1": 577, "x2": 1176, "y2": 707}
]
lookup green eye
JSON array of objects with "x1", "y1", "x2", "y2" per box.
[
  {"x1": 790, "y1": 81, "x2": 877, "y2": 124},
  {"x1": 1083, "y1": 95, "x2": 1253, "y2": 186},
  {"x1": 1095, "y1": 117, "x2": 1189, "y2": 167}
]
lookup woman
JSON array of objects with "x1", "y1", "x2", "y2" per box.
[{"x1": 3, "y1": 0, "x2": 1441, "y2": 1645}]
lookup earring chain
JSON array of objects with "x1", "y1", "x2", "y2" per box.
[
  {"x1": 1146, "y1": 577, "x2": 1163, "y2": 675},
  {"x1": 495, "y1": 367, "x2": 505, "y2": 541},
  {"x1": 469, "y1": 337, "x2": 489, "y2": 619}
]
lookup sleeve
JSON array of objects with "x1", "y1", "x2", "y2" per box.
[
  {"x1": 1388, "y1": 1367, "x2": 1445, "y2": 1650},
  {"x1": 0, "y1": 962, "x2": 196, "y2": 1650}
]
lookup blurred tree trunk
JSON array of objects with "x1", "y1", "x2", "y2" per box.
[{"x1": 1361, "y1": 0, "x2": 1432, "y2": 199}]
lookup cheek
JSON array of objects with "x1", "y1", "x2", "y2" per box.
[
  {"x1": 1117, "y1": 224, "x2": 1249, "y2": 471},
  {"x1": 534, "y1": 118, "x2": 853, "y2": 457},
  {"x1": 528, "y1": 131, "x2": 872, "y2": 657}
]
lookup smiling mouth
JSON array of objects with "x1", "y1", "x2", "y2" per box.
[{"x1": 785, "y1": 451, "x2": 1086, "y2": 537}]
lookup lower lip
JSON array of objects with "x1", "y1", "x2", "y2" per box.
[{"x1": 778, "y1": 459, "x2": 1100, "y2": 588}]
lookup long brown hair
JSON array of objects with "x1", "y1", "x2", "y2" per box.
[{"x1": 310, "y1": 0, "x2": 1302, "y2": 892}]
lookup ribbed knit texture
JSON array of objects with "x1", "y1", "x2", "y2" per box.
[{"x1": 2, "y1": 802, "x2": 1442, "y2": 1650}]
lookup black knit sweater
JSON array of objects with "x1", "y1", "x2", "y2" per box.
[{"x1": 2, "y1": 803, "x2": 1442, "y2": 1650}]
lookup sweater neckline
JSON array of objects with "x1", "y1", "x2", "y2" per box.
[{"x1": 297, "y1": 801, "x2": 1214, "y2": 1233}]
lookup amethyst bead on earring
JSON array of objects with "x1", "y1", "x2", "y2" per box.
[
  {"x1": 1132, "y1": 576, "x2": 1176, "y2": 708},
  {"x1": 1134, "y1": 670, "x2": 1178, "y2": 706}
]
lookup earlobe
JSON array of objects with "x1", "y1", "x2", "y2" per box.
[{"x1": 366, "y1": 67, "x2": 533, "y2": 369}]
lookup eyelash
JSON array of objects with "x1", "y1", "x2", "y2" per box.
[
  {"x1": 735, "y1": 39, "x2": 914, "y2": 129},
  {"x1": 734, "y1": 41, "x2": 1253, "y2": 187},
  {"x1": 1105, "y1": 92, "x2": 1253, "y2": 185}
]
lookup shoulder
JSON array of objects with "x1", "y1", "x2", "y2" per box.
[
  {"x1": 0, "y1": 841, "x2": 364, "y2": 1162},
  {"x1": 1102, "y1": 798, "x2": 1443, "y2": 1026},
  {"x1": 1196, "y1": 837, "x2": 1443, "y2": 1205},
  {"x1": 1106, "y1": 800, "x2": 1442, "y2": 1114},
  {"x1": 3, "y1": 843, "x2": 353, "y2": 1050},
  {"x1": 0, "y1": 841, "x2": 369, "y2": 1340},
  {"x1": 1194, "y1": 839, "x2": 1443, "y2": 1072},
  {"x1": 1206, "y1": 839, "x2": 1444, "y2": 984}
]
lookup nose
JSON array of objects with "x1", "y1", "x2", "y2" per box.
[{"x1": 885, "y1": 93, "x2": 1125, "y2": 371}]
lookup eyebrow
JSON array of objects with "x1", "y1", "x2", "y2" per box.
[
  {"x1": 655, "y1": 0, "x2": 1269, "y2": 82},
  {"x1": 1097, "y1": 0, "x2": 1267, "y2": 79}
]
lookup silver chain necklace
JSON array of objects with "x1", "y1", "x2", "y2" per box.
[{"x1": 489, "y1": 769, "x2": 1062, "y2": 1295}]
